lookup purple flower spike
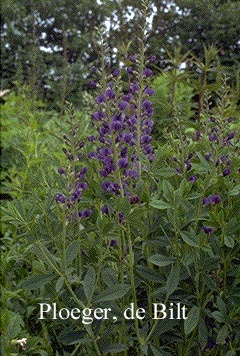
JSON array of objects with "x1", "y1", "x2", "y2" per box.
[
  {"x1": 143, "y1": 68, "x2": 153, "y2": 77},
  {"x1": 227, "y1": 117, "x2": 233, "y2": 123},
  {"x1": 110, "y1": 239, "x2": 118, "y2": 246}
]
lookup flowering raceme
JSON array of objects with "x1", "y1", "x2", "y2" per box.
[
  {"x1": 88, "y1": 55, "x2": 156, "y2": 204},
  {"x1": 55, "y1": 106, "x2": 92, "y2": 222}
]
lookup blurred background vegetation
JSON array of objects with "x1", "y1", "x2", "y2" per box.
[{"x1": 1, "y1": 0, "x2": 240, "y2": 109}]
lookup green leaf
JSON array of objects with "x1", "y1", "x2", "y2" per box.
[
  {"x1": 58, "y1": 330, "x2": 87, "y2": 345},
  {"x1": 166, "y1": 264, "x2": 180, "y2": 297},
  {"x1": 150, "y1": 345, "x2": 172, "y2": 356},
  {"x1": 229, "y1": 184, "x2": 240, "y2": 196},
  {"x1": 211, "y1": 311, "x2": 225, "y2": 323},
  {"x1": 101, "y1": 268, "x2": 118, "y2": 287},
  {"x1": 216, "y1": 324, "x2": 228, "y2": 344},
  {"x1": 217, "y1": 297, "x2": 227, "y2": 316},
  {"x1": 225, "y1": 351, "x2": 236, "y2": 356},
  {"x1": 55, "y1": 276, "x2": 64, "y2": 293},
  {"x1": 198, "y1": 317, "x2": 208, "y2": 350},
  {"x1": 101, "y1": 344, "x2": 128, "y2": 353},
  {"x1": 184, "y1": 306, "x2": 200, "y2": 335},
  {"x1": 162, "y1": 179, "x2": 174, "y2": 202},
  {"x1": 149, "y1": 254, "x2": 176, "y2": 267},
  {"x1": 66, "y1": 240, "x2": 80, "y2": 266},
  {"x1": 150, "y1": 200, "x2": 172, "y2": 209},
  {"x1": 94, "y1": 284, "x2": 130, "y2": 303},
  {"x1": 224, "y1": 235, "x2": 235, "y2": 248},
  {"x1": 22, "y1": 273, "x2": 55, "y2": 290},
  {"x1": 154, "y1": 168, "x2": 176, "y2": 177},
  {"x1": 82, "y1": 266, "x2": 96, "y2": 300},
  {"x1": 180, "y1": 231, "x2": 199, "y2": 247},
  {"x1": 136, "y1": 266, "x2": 164, "y2": 283}
]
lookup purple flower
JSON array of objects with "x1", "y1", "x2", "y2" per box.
[
  {"x1": 129, "y1": 195, "x2": 139, "y2": 204},
  {"x1": 91, "y1": 66, "x2": 97, "y2": 73},
  {"x1": 223, "y1": 168, "x2": 231, "y2": 177},
  {"x1": 110, "y1": 120, "x2": 123, "y2": 131},
  {"x1": 113, "y1": 69, "x2": 120, "y2": 77},
  {"x1": 102, "y1": 181, "x2": 113, "y2": 194},
  {"x1": 208, "y1": 134, "x2": 218, "y2": 142},
  {"x1": 76, "y1": 182, "x2": 88, "y2": 190},
  {"x1": 189, "y1": 175, "x2": 198, "y2": 182},
  {"x1": 110, "y1": 239, "x2": 118, "y2": 246},
  {"x1": 118, "y1": 100, "x2": 128, "y2": 110},
  {"x1": 127, "y1": 67, "x2": 134, "y2": 75},
  {"x1": 105, "y1": 88, "x2": 116, "y2": 100},
  {"x1": 101, "y1": 205, "x2": 109, "y2": 214},
  {"x1": 92, "y1": 110, "x2": 106, "y2": 121},
  {"x1": 149, "y1": 55, "x2": 156, "y2": 63},
  {"x1": 122, "y1": 132, "x2": 133, "y2": 144},
  {"x1": 95, "y1": 94, "x2": 106, "y2": 104},
  {"x1": 227, "y1": 117, "x2": 233, "y2": 123},
  {"x1": 203, "y1": 195, "x2": 221, "y2": 205},
  {"x1": 88, "y1": 80, "x2": 97, "y2": 89},
  {"x1": 118, "y1": 212, "x2": 125, "y2": 223},
  {"x1": 141, "y1": 100, "x2": 154, "y2": 116},
  {"x1": 128, "y1": 55, "x2": 136, "y2": 63},
  {"x1": 79, "y1": 167, "x2": 87, "y2": 179},
  {"x1": 202, "y1": 226, "x2": 214, "y2": 235},
  {"x1": 79, "y1": 209, "x2": 92, "y2": 218},
  {"x1": 122, "y1": 93, "x2": 133, "y2": 102},
  {"x1": 143, "y1": 68, "x2": 153, "y2": 77},
  {"x1": 117, "y1": 157, "x2": 128, "y2": 169},
  {"x1": 88, "y1": 152, "x2": 97, "y2": 159},
  {"x1": 58, "y1": 167, "x2": 65, "y2": 175},
  {"x1": 185, "y1": 160, "x2": 192, "y2": 171},
  {"x1": 144, "y1": 86, "x2": 155, "y2": 96},
  {"x1": 141, "y1": 134, "x2": 152, "y2": 144},
  {"x1": 126, "y1": 169, "x2": 138, "y2": 179},
  {"x1": 88, "y1": 135, "x2": 96, "y2": 142},
  {"x1": 130, "y1": 83, "x2": 140, "y2": 94},
  {"x1": 55, "y1": 193, "x2": 65, "y2": 203},
  {"x1": 210, "y1": 116, "x2": 216, "y2": 122},
  {"x1": 227, "y1": 132, "x2": 235, "y2": 140},
  {"x1": 205, "y1": 153, "x2": 212, "y2": 161},
  {"x1": 210, "y1": 195, "x2": 221, "y2": 204}
]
